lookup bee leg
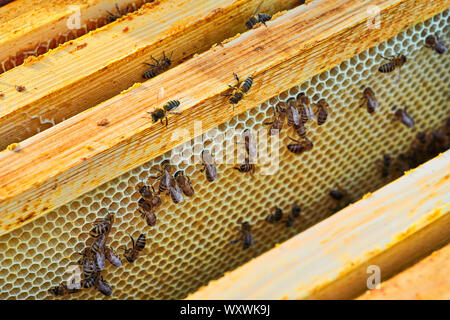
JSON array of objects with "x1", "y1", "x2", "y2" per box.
[
  {"x1": 165, "y1": 117, "x2": 168, "y2": 128},
  {"x1": 230, "y1": 239, "x2": 239, "y2": 245},
  {"x1": 150, "y1": 56, "x2": 161, "y2": 66},
  {"x1": 144, "y1": 62, "x2": 158, "y2": 67},
  {"x1": 116, "y1": 3, "x2": 121, "y2": 15},
  {"x1": 261, "y1": 20, "x2": 268, "y2": 28},
  {"x1": 233, "y1": 73, "x2": 240, "y2": 86}
]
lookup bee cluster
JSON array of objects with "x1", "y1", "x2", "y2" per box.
[{"x1": 46, "y1": 0, "x2": 448, "y2": 298}]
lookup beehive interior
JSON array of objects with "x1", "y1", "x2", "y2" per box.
[{"x1": 0, "y1": 10, "x2": 448, "y2": 300}]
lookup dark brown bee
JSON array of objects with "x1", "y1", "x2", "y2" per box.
[
  {"x1": 234, "y1": 159, "x2": 256, "y2": 175},
  {"x1": 241, "y1": 129, "x2": 257, "y2": 160},
  {"x1": 143, "y1": 51, "x2": 173, "y2": 79},
  {"x1": 293, "y1": 120, "x2": 307, "y2": 139},
  {"x1": 105, "y1": 247, "x2": 122, "y2": 267},
  {"x1": 266, "y1": 207, "x2": 283, "y2": 224},
  {"x1": 151, "y1": 161, "x2": 184, "y2": 204},
  {"x1": 285, "y1": 205, "x2": 301, "y2": 227},
  {"x1": 378, "y1": 54, "x2": 407, "y2": 73},
  {"x1": 286, "y1": 98, "x2": 301, "y2": 127},
  {"x1": 230, "y1": 222, "x2": 254, "y2": 250},
  {"x1": 174, "y1": 170, "x2": 195, "y2": 197},
  {"x1": 296, "y1": 93, "x2": 315, "y2": 123},
  {"x1": 425, "y1": 34, "x2": 448, "y2": 54},
  {"x1": 145, "y1": 100, "x2": 181, "y2": 127},
  {"x1": 81, "y1": 255, "x2": 97, "y2": 279},
  {"x1": 394, "y1": 106, "x2": 414, "y2": 128},
  {"x1": 225, "y1": 73, "x2": 253, "y2": 109},
  {"x1": 138, "y1": 197, "x2": 153, "y2": 214},
  {"x1": 137, "y1": 183, "x2": 162, "y2": 208},
  {"x1": 141, "y1": 209, "x2": 157, "y2": 226},
  {"x1": 83, "y1": 276, "x2": 98, "y2": 289},
  {"x1": 361, "y1": 87, "x2": 380, "y2": 114},
  {"x1": 287, "y1": 137, "x2": 313, "y2": 155},
  {"x1": 49, "y1": 283, "x2": 80, "y2": 296},
  {"x1": 246, "y1": 0, "x2": 272, "y2": 29},
  {"x1": 15, "y1": 85, "x2": 26, "y2": 92},
  {"x1": 107, "y1": 3, "x2": 130, "y2": 23},
  {"x1": 201, "y1": 150, "x2": 218, "y2": 182},
  {"x1": 264, "y1": 103, "x2": 286, "y2": 136},
  {"x1": 315, "y1": 99, "x2": 329, "y2": 125},
  {"x1": 90, "y1": 212, "x2": 115, "y2": 237},
  {"x1": 330, "y1": 190, "x2": 347, "y2": 201},
  {"x1": 380, "y1": 154, "x2": 392, "y2": 178},
  {"x1": 123, "y1": 234, "x2": 146, "y2": 263},
  {"x1": 97, "y1": 277, "x2": 113, "y2": 296}
]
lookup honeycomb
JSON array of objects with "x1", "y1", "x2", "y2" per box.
[{"x1": 0, "y1": 10, "x2": 448, "y2": 300}]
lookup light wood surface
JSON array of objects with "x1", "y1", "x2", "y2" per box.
[
  {"x1": 0, "y1": 0, "x2": 301, "y2": 149},
  {"x1": 357, "y1": 242, "x2": 450, "y2": 300},
  {"x1": 0, "y1": 0, "x2": 448, "y2": 235},
  {"x1": 187, "y1": 152, "x2": 450, "y2": 299},
  {"x1": 0, "y1": 0, "x2": 151, "y2": 73}
]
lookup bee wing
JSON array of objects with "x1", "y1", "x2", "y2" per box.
[
  {"x1": 169, "y1": 184, "x2": 184, "y2": 204},
  {"x1": 306, "y1": 104, "x2": 317, "y2": 121},
  {"x1": 95, "y1": 251, "x2": 106, "y2": 271},
  {"x1": 253, "y1": 0, "x2": 264, "y2": 15}
]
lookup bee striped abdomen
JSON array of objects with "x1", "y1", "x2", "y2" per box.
[
  {"x1": 378, "y1": 62, "x2": 395, "y2": 73},
  {"x1": 163, "y1": 100, "x2": 180, "y2": 111},
  {"x1": 240, "y1": 77, "x2": 253, "y2": 93},
  {"x1": 234, "y1": 163, "x2": 255, "y2": 173}
]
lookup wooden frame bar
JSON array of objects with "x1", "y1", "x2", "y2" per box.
[
  {"x1": 0, "y1": 0, "x2": 301, "y2": 149},
  {"x1": 187, "y1": 152, "x2": 450, "y2": 299},
  {"x1": 357, "y1": 243, "x2": 450, "y2": 300},
  {"x1": 0, "y1": 0, "x2": 448, "y2": 235}
]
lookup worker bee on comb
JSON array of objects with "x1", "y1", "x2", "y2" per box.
[
  {"x1": 136, "y1": 182, "x2": 162, "y2": 208},
  {"x1": 145, "y1": 100, "x2": 181, "y2": 127},
  {"x1": 89, "y1": 212, "x2": 115, "y2": 238},
  {"x1": 106, "y1": 3, "x2": 130, "y2": 23},
  {"x1": 296, "y1": 93, "x2": 316, "y2": 124},
  {"x1": 123, "y1": 234, "x2": 146, "y2": 263},
  {"x1": 230, "y1": 222, "x2": 254, "y2": 250},
  {"x1": 174, "y1": 170, "x2": 195, "y2": 197},
  {"x1": 142, "y1": 51, "x2": 173, "y2": 79},
  {"x1": 287, "y1": 136, "x2": 313, "y2": 155},
  {"x1": 246, "y1": 0, "x2": 272, "y2": 29},
  {"x1": 48, "y1": 283, "x2": 81, "y2": 296},
  {"x1": 201, "y1": 150, "x2": 218, "y2": 182},
  {"x1": 425, "y1": 33, "x2": 448, "y2": 54},
  {"x1": 315, "y1": 99, "x2": 329, "y2": 126},
  {"x1": 264, "y1": 103, "x2": 286, "y2": 136},
  {"x1": 378, "y1": 54, "x2": 407, "y2": 73},
  {"x1": 265, "y1": 207, "x2": 283, "y2": 224},
  {"x1": 150, "y1": 160, "x2": 184, "y2": 204},
  {"x1": 361, "y1": 87, "x2": 380, "y2": 114},
  {"x1": 393, "y1": 106, "x2": 414, "y2": 128}
]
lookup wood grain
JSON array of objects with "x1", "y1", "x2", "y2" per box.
[
  {"x1": 0, "y1": 0, "x2": 448, "y2": 235},
  {"x1": 357, "y1": 242, "x2": 450, "y2": 300},
  {"x1": 0, "y1": 0, "x2": 152, "y2": 74},
  {"x1": 187, "y1": 152, "x2": 450, "y2": 299},
  {"x1": 0, "y1": 0, "x2": 301, "y2": 149}
]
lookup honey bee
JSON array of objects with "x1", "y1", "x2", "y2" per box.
[
  {"x1": 361, "y1": 87, "x2": 380, "y2": 114},
  {"x1": 145, "y1": 100, "x2": 181, "y2": 127},
  {"x1": 285, "y1": 204, "x2": 302, "y2": 227},
  {"x1": 329, "y1": 190, "x2": 346, "y2": 201},
  {"x1": 286, "y1": 98, "x2": 301, "y2": 127},
  {"x1": 224, "y1": 73, "x2": 253, "y2": 109},
  {"x1": 230, "y1": 222, "x2": 254, "y2": 250},
  {"x1": 83, "y1": 276, "x2": 98, "y2": 289},
  {"x1": 49, "y1": 283, "x2": 80, "y2": 296},
  {"x1": 265, "y1": 207, "x2": 283, "y2": 224},
  {"x1": 394, "y1": 106, "x2": 414, "y2": 128},
  {"x1": 80, "y1": 253, "x2": 97, "y2": 279},
  {"x1": 379, "y1": 154, "x2": 392, "y2": 178},
  {"x1": 264, "y1": 103, "x2": 286, "y2": 136},
  {"x1": 296, "y1": 93, "x2": 316, "y2": 123},
  {"x1": 378, "y1": 54, "x2": 407, "y2": 73},
  {"x1": 92, "y1": 236, "x2": 106, "y2": 271},
  {"x1": 329, "y1": 189, "x2": 353, "y2": 214},
  {"x1": 97, "y1": 277, "x2": 113, "y2": 296},
  {"x1": 143, "y1": 51, "x2": 173, "y2": 79},
  {"x1": 107, "y1": 3, "x2": 130, "y2": 23},
  {"x1": 287, "y1": 137, "x2": 313, "y2": 155},
  {"x1": 425, "y1": 34, "x2": 448, "y2": 54},
  {"x1": 151, "y1": 161, "x2": 184, "y2": 204},
  {"x1": 246, "y1": 0, "x2": 272, "y2": 29},
  {"x1": 174, "y1": 170, "x2": 195, "y2": 197},
  {"x1": 15, "y1": 85, "x2": 26, "y2": 92},
  {"x1": 201, "y1": 150, "x2": 218, "y2": 182},
  {"x1": 136, "y1": 183, "x2": 162, "y2": 208},
  {"x1": 241, "y1": 129, "x2": 257, "y2": 160},
  {"x1": 123, "y1": 234, "x2": 146, "y2": 263},
  {"x1": 234, "y1": 159, "x2": 256, "y2": 175},
  {"x1": 90, "y1": 212, "x2": 115, "y2": 237},
  {"x1": 141, "y1": 209, "x2": 157, "y2": 227},
  {"x1": 105, "y1": 246, "x2": 123, "y2": 267},
  {"x1": 315, "y1": 99, "x2": 329, "y2": 125}
]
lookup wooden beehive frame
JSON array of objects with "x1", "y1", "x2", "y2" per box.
[
  {"x1": 187, "y1": 152, "x2": 450, "y2": 299},
  {"x1": 0, "y1": 0, "x2": 448, "y2": 236}
]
